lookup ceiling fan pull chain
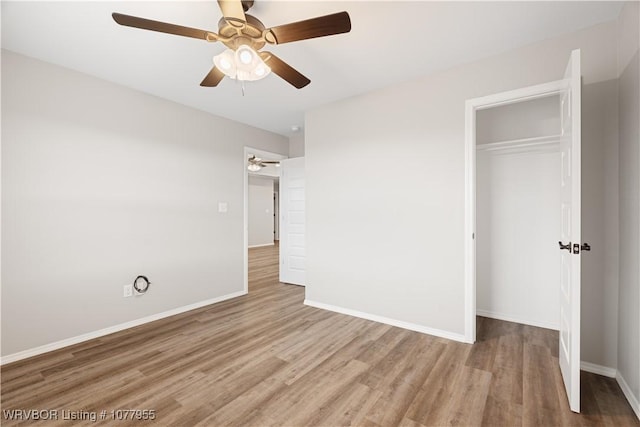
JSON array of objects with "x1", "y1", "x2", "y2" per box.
[{"x1": 242, "y1": 80, "x2": 246, "y2": 96}]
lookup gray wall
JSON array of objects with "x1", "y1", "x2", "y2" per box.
[
  {"x1": 248, "y1": 176, "x2": 275, "y2": 247},
  {"x1": 289, "y1": 132, "x2": 305, "y2": 158},
  {"x1": 1, "y1": 50, "x2": 288, "y2": 357},
  {"x1": 305, "y1": 20, "x2": 620, "y2": 367},
  {"x1": 581, "y1": 79, "x2": 620, "y2": 371},
  {"x1": 617, "y1": 1, "x2": 640, "y2": 408}
]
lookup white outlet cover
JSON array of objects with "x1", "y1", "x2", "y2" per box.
[{"x1": 218, "y1": 202, "x2": 228, "y2": 213}]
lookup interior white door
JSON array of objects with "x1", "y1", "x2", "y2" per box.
[
  {"x1": 279, "y1": 157, "x2": 305, "y2": 285},
  {"x1": 558, "y1": 49, "x2": 581, "y2": 413}
]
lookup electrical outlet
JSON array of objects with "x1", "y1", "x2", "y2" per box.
[{"x1": 123, "y1": 284, "x2": 133, "y2": 298}]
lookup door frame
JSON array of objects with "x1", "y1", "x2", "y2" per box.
[
  {"x1": 243, "y1": 146, "x2": 287, "y2": 293},
  {"x1": 273, "y1": 190, "x2": 279, "y2": 241},
  {"x1": 463, "y1": 80, "x2": 566, "y2": 343}
]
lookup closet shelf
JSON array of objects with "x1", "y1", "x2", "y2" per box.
[{"x1": 476, "y1": 134, "x2": 563, "y2": 152}]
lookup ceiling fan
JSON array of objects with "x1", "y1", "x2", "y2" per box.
[
  {"x1": 112, "y1": 0, "x2": 351, "y2": 89},
  {"x1": 248, "y1": 155, "x2": 279, "y2": 172}
]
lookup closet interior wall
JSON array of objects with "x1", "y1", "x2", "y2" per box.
[{"x1": 476, "y1": 94, "x2": 563, "y2": 329}]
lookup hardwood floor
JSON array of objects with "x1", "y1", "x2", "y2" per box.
[{"x1": 2, "y1": 244, "x2": 638, "y2": 426}]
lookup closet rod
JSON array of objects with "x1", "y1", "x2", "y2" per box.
[{"x1": 476, "y1": 134, "x2": 562, "y2": 152}]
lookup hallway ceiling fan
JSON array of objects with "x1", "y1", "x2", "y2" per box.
[
  {"x1": 248, "y1": 155, "x2": 280, "y2": 172},
  {"x1": 112, "y1": 0, "x2": 352, "y2": 89}
]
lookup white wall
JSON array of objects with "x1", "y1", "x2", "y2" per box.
[
  {"x1": 248, "y1": 176, "x2": 275, "y2": 247},
  {"x1": 617, "y1": 1, "x2": 640, "y2": 413},
  {"x1": 1, "y1": 50, "x2": 288, "y2": 357},
  {"x1": 476, "y1": 96, "x2": 563, "y2": 330},
  {"x1": 305, "y1": 20, "x2": 620, "y2": 364},
  {"x1": 477, "y1": 147, "x2": 561, "y2": 330},
  {"x1": 476, "y1": 95, "x2": 560, "y2": 144}
]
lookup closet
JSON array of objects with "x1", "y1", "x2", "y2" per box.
[
  {"x1": 476, "y1": 94, "x2": 563, "y2": 330},
  {"x1": 467, "y1": 49, "x2": 582, "y2": 412}
]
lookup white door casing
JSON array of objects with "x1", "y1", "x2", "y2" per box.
[
  {"x1": 558, "y1": 49, "x2": 582, "y2": 413},
  {"x1": 279, "y1": 157, "x2": 305, "y2": 285},
  {"x1": 274, "y1": 191, "x2": 279, "y2": 241}
]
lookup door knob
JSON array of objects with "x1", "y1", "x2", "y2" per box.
[{"x1": 559, "y1": 241, "x2": 571, "y2": 252}]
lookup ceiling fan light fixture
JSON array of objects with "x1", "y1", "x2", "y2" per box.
[
  {"x1": 238, "y1": 48, "x2": 253, "y2": 65},
  {"x1": 254, "y1": 65, "x2": 267, "y2": 77},
  {"x1": 219, "y1": 57, "x2": 233, "y2": 71},
  {"x1": 247, "y1": 163, "x2": 262, "y2": 172},
  {"x1": 236, "y1": 45, "x2": 271, "y2": 81},
  {"x1": 214, "y1": 45, "x2": 270, "y2": 82},
  {"x1": 213, "y1": 49, "x2": 237, "y2": 77}
]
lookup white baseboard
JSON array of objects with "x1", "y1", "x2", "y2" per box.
[
  {"x1": 476, "y1": 309, "x2": 559, "y2": 331},
  {"x1": 0, "y1": 290, "x2": 247, "y2": 366},
  {"x1": 579, "y1": 364, "x2": 640, "y2": 420},
  {"x1": 616, "y1": 370, "x2": 640, "y2": 420},
  {"x1": 304, "y1": 299, "x2": 467, "y2": 343},
  {"x1": 248, "y1": 243, "x2": 275, "y2": 248},
  {"x1": 580, "y1": 361, "x2": 617, "y2": 378}
]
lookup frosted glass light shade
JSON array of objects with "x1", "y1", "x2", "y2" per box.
[
  {"x1": 213, "y1": 49, "x2": 236, "y2": 77},
  {"x1": 213, "y1": 45, "x2": 271, "y2": 82},
  {"x1": 247, "y1": 163, "x2": 261, "y2": 172}
]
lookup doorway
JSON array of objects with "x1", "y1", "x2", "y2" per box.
[
  {"x1": 243, "y1": 147, "x2": 287, "y2": 294},
  {"x1": 475, "y1": 94, "x2": 563, "y2": 331},
  {"x1": 464, "y1": 79, "x2": 567, "y2": 341}
]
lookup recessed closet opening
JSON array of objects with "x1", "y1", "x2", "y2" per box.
[{"x1": 476, "y1": 93, "x2": 563, "y2": 330}]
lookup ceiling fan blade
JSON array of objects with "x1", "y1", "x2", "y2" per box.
[
  {"x1": 265, "y1": 11, "x2": 351, "y2": 45},
  {"x1": 200, "y1": 67, "x2": 226, "y2": 87},
  {"x1": 217, "y1": 0, "x2": 246, "y2": 26},
  {"x1": 260, "y1": 52, "x2": 310, "y2": 89},
  {"x1": 112, "y1": 13, "x2": 214, "y2": 40}
]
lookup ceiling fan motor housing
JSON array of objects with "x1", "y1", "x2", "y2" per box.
[{"x1": 218, "y1": 15, "x2": 266, "y2": 51}]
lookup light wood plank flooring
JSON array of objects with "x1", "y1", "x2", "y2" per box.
[{"x1": 2, "y1": 244, "x2": 638, "y2": 426}]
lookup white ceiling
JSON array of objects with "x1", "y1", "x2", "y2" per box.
[{"x1": 1, "y1": 1, "x2": 623, "y2": 136}]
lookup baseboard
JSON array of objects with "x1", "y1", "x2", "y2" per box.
[
  {"x1": 580, "y1": 361, "x2": 617, "y2": 378},
  {"x1": 616, "y1": 370, "x2": 640, "y2": 420},
  {"x1": 476, "y1": 309, "x2": 559, "y2": 331},
  {"x1": 248, "y1": 243, "x2": 275, "y2": 248},
  {"x1": 0, "y1": 290, "x2": 247, "y2": 366},
  {"x1": 304, "y1": 299, "x2": 467, "y2": 343}
]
